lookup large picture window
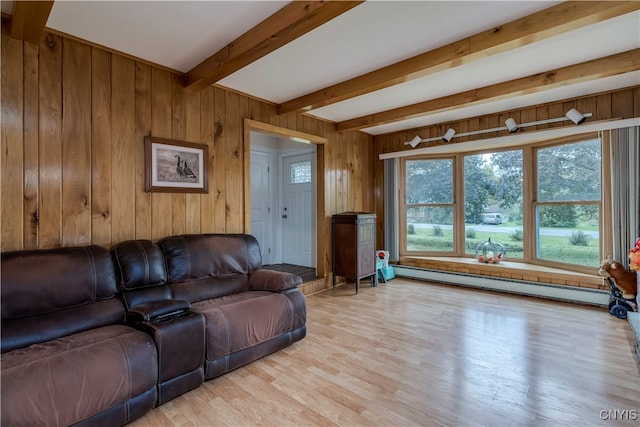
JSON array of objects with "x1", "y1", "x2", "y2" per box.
[{"x1": 399, "y1": 134, "x2": 603, "y2": 273}]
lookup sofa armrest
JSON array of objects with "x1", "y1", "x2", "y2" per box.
[
  {"x1": 249, "y1": 269, "x2": 303, "y2": 292},
  {"x1": 128, "y1": 299, "x2": 191, "y2": 322}
]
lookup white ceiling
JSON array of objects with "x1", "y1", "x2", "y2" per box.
[
  {"x1": 3, "y1": 0, "x2": 639, "y2": 136},
  {"x1": 218, "y1": 1, "x2": 559, "y2": 102}
]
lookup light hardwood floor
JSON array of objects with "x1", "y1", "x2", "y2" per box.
[{"x1": 130, "y1": 278, "x2": 640, "y2": 427}]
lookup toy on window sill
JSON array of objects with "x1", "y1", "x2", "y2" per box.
[{"x1": 475, "y1": 238, "x2": 505, "y2": 264}]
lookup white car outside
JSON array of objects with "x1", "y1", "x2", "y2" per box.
[{"x1": 483, "y1": 213, "x2": 503, "y2": 225}]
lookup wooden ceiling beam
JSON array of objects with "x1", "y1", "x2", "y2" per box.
[
  {"x1": 279, "y1": 1, "x2": 640, "y2": 115},
  {"x1": 185, "y1": 0, "x2": 363, "y2": 92},
  {"x1": 336, "y1": 49, "x2": 640, "y2": 132},
  {"x1": 10, "y1": 0, "x2": 54, "y2": 44}
]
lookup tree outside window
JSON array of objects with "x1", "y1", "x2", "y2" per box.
[{"x1": 404, "y1": 158, "x2": 454, "y2": 253}]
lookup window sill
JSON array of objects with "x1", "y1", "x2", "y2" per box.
[{"x1": 399, "y1": 256, "x2": 603, "y2": 290}]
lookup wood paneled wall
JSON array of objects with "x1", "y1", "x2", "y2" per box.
[
  {"x1": 0, "y1": 25, "x2": 375, "y2": 273},
  {"x1": 372, "y1": 87, "x2": 640, "y2": 248}
]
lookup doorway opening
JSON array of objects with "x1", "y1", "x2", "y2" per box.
[
  {"x1": 249, "y1": 135, "x2": 316, "y2": 267},
  {"x1": 243, "y1": 119, "x2": 327, "y2": 279}
]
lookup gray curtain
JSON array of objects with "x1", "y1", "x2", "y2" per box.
[
  {"x1": 609, "y1": 126, "x2": 640, "y2": 268},
  {"x1": 384, "y1": 158, "x2": 399, "y2": 261}
]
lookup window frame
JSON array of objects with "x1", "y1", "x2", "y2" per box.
[
  {"x1": 529, "y1": 134, "x2": 604, "y2": 273},
  {"x1": 398, "y1": 131, "x2": 605, "y2": 275}
]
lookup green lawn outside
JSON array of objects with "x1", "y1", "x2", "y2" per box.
[{"x1": 407, "y1": 226, "x2": 600, "y2": 267}]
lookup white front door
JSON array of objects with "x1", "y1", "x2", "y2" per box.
[
  {"x1": 250, "y1": 151, "x2": 273, "y2": 264},
  {"x1": 282, "y1": 153, "x2": 315, "y2": 267}
]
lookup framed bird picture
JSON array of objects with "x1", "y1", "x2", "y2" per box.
[{"x1": 145, "y1": 136, "x2": 209, "y2": 193}]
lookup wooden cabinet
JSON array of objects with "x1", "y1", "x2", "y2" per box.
[{"x1": 332, "y1": 212, "x2": 377, "y2": 293}]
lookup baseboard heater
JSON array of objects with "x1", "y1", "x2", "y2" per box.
[{"x1": 393, "y1": 265, "x2": 609, "y2": 306}]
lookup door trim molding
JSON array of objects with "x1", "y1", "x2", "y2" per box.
[{"x1": 243, "y1": 119, "x2": 328, "y2": 277}]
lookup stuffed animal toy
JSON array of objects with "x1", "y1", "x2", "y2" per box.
[
  {"x1": 376, "y1": 250, "x2": 389, "y2": 268},
  {"x1": 599, "y1": 256, "x2": 638, "y2": 300}
]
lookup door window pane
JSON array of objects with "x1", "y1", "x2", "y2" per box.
[{"x1": 290, "y1": 161, "x2": 311, "y2": 184}]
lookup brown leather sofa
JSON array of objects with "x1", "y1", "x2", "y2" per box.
[
  {"x1": 113, "y1": 234, "x2": 307, "y2": 381},
  {"x1": 1, "y1": 245, "x2": 158, "y2": 426},
  {"x1": 1, "y1": 234, "x2": 306, "y2": 426}
]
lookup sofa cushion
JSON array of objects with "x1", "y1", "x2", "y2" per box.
[
  {"x1": 190, "y1": 291, "x2": 296, "y2": 361},
  {"x1": 111, "y1": 239, "x2": 172, "y2": 311},
  {"x1": 249, "y1": 269, "x2": 303, "y2": 292},
  {"x1": 0, "y1": 325, "x2": 157, "y2": 427},
  {"x1": 1, "y1": 298, "x2": 124, "y2": 353},
  {"x1": 169, "y1": 275, "x2": 251, "y2": 303},
  {"x1": 1, "y1": 245, "x2": 117, "y2": 319},
  {"x1": 112, "y1": 240, "x2": 167, "y2": 290},
  {"x1": 159, "y1": 234, "x2": 262, "y2": 283},
  {"x1": 1, "y1": 245, "x2": 126, "y2": 353},
  {"x1": 159, "y1": 234, "x2": 264, "y2": 302}
]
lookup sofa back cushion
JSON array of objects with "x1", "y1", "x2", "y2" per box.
[
  {"x1": 1, "y1": 245, "x2": 124, "y2": 352},
  {"x1": 112, "y1": 240, "x2": 167, "y2": 290},
  {"x1": 1, "y1": 299, "x2": 125, "y2": 353},
  {"x1": 111, "y1": 239, "x2": 171, "y2": 309},
  {"x1": 158, "y1": 234, "x2": 262, "y2": 302}
]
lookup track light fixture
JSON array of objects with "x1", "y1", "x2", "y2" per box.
[
  {"x1": 505, "y1": 118, "x2": 519, "y2": 133},
  {"x1": 442, "y1": 128, "x2": 456, "y2": 142},
  {"x1": 566, "y1": 108, "x2": 587, "y2": 125},
  {"x1": 403, "y1": 109, "x2": 591, "y2": 148},
  {"x1": 408, "y1": 135, "x2": 422, "y2": 148}
]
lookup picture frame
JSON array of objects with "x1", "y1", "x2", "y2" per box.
[{"x1": 145, "y1": 136, "x2": 209, "y2": 193}]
